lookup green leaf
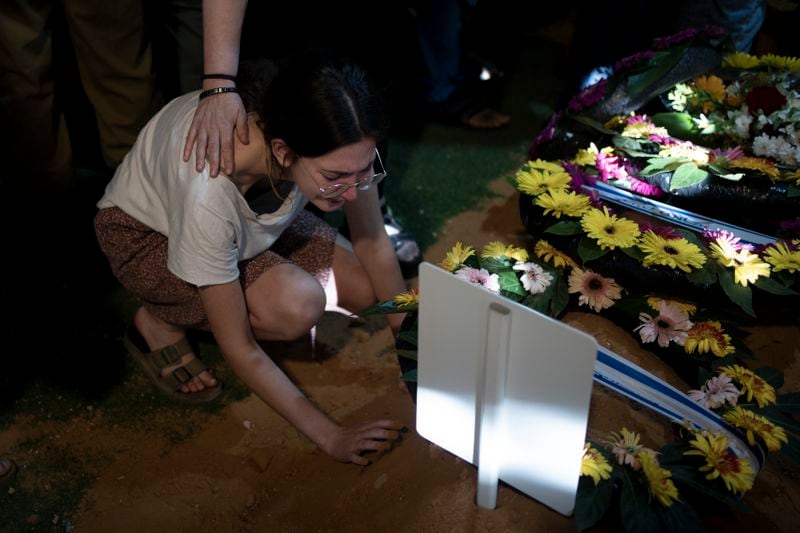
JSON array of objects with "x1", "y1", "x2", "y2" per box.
[
  {"x1": 627, "y1": 45, "x2": 687, "y2": 98},
  {"x1": 652, "y1": 112, "x2": 696, "y2": 138},
  {"x1": 657, "y1": 501, "x2": 706, "y2": 533},
  {"x1": 718, "y1": 270, "x2": 755, "y2": 317},
  {"x1": 550, "y1": 273, "x2": 570, "y2": 317},
  {"x1": 621, "y1": 245, "x2": 646, "y2": 262},
  {"x1": 711, "y1": 354, "x2": 739, "y2": 370},
  {"x1": 575, "y1": 476, "x2": 615, "y2": 532},
  {"x1": 544, "y1": 220, "x2": 583, "y2": 235},
  {"x1": 578, "y1": 237, "x2": 609, "y2": 262},
  {"x1": 523, "y1": 292, "x2": 550, "y2": 314},
  {"x1": 613, "y1": 135, "x2": 656, "y2": 158},
  {"x1": 776, "y1": 270, "x2": 797, "y2": 288},
  {"x1": 480, "y1": 256, "x2": 513, "y2": 272},
  {"x1": 394, "y1": 349, "x2": 418, "y2": 361},
  {"x1": 755, "y1": 367, "x2": 784, "y2": 389},
  {"x1": 401, "y1": 368, "x2": 417, "y2": 382},
  {"x1": 667, "y1": 464, "x2": 745, "y2": 509},
  {"x1": 620, "y1": 468, "x2": 661, "y2": 533},
  {"x1": 686, "y1": 265, "x2": 717, "y2": 286},
  {"x1": 397, "y1": 329, "x2": 418, "y2": 348},
  {"x1": 698, "y1": 367, "x2": 711, "y2": 387},
  {"x1": 754, "y1": 276, "x2": 799, "y2": 295},
  {"x1": 498, "y1": 270, "x2": 527, "y2": 299},
  {"x1": 641, "y1": 156, "x2": 688, "y2": 176},
  {"x1": 674, "y1": 229, "x2": 705, "y2": 249},
  {"x1": 669, "y1": 162, "x2": 709, "y2": 191},
  {"x1": 788, "y1": 185, "x2": 800, "y2": 197}
]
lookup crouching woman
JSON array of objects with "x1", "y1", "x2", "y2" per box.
[{"x1": 95, "y1": 56, "x2": 406, "y2": 464}]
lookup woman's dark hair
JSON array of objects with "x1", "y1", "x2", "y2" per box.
[{"x1": 238, "y1": 55, "x2": 388, "y2": 159}]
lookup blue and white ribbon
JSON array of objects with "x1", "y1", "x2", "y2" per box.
[
  {"x1": 594, "y1": 346, "x2": 765, "y2": 471},
  {"x1": 583, "y1": 181, "x2": 777, "y2": 246}
]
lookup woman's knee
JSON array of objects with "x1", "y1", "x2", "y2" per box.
[{"x1": 247, "y1": 264, "x2": 326, "y2": 339}]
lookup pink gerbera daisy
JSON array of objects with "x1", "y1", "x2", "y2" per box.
[
  {"x1": 454, "y1": 266, "x2": 500, "y2": 293},
  {"x1": 634, "y1": 301, "x2": 694, "y2": 347},
  {"x1": 567, "y1": 268, "x2": 623, "y2": 312}
]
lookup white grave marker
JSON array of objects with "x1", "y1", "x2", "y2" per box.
[{"x1": 416, "y1": 262, "x2": 597, "y2": 514}]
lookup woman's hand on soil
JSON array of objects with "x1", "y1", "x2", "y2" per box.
[
  {"x1": 183, "y1": 92, "x2": 249, "y2": 176},
  {"x1": 322, "y1": 419, "x2": 404, "y2": 465}
]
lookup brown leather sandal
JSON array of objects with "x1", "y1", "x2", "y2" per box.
[{"x1": 123, "y1": 325, "x2": 222, "y2": 403}]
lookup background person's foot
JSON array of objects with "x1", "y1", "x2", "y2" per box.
[{"x1": 383, "y1": 209, "x2": 422, "y2": 278}]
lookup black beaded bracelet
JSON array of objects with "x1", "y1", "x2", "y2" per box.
[
  {"x1": 198, "y1": 86, "x2": 239, "y2": 100},
  {"x1": 201, "y1": 73, "x2": 237, "y2": 82}
]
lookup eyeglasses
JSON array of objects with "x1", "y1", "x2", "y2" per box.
[{"x1": 305, "y1": 148, "x2": 387, "y2": 199}]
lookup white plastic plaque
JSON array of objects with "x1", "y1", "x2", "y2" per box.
[{"x1": 416, "y1": 262, "x2": 597, "y2": 515}]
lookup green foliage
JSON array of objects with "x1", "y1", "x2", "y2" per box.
[
  {"x1": 544, "y1": 220, "x2": 583, "y2": 235},
  {"x1": 575, "y1": 475, "x2": 616, "y2": 531},
  {"x1": 754, "y1": 276, "x2": 799, "y2": 296},
  {"x1": 755, "y1": 367, "x2": 784, "y2": 388},
  {"x1": 498, "y1": 270, "x2": 528, "y2": 299},
  {"x1": 652, "y1": 112, "x2": 697, "y2": 139},
  {"x1": 641, "y1": 156, "x2": 689, "y2": 176},
  {"x1": 718, "y1": 270, "x2": 756, "y2": 317},
  {"x1": 613, "y1": 135, "x2": 657, "y2": 158},
  {"x1": 620, "y1": 468, "x2": 661, "y2": 533},
  {"x1": 577, "y1": 237, "x2": 609, "y2": 262},
  {"x1": 626, "y1": 45, "x2": 689, "y2": 98},
  {"x1": 669, "y1": 163, "x2": 709, "y2": 190},
  {"x1": 397, "y1": 329, "x2": 418, "y2": 348}
]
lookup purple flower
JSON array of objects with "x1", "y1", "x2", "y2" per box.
[
  {"x1": 613, "y1": 51, "x2": 655, "y2": 73},
  {"x1": 638, "y1": 221, "x2": 680, "y2": 238},
  {"x1": 702, "y1": 25, "x2": 726, "y2": 38},
  {"x1": 528, "y1": 111, "x2": 562, "y2": 160},
  {"x1": 567, "y1": 79, "x2": 608, "y2": 113},
  {"x1": 648, "y1": 134, "x2": 676, "y2": 145},
  {"x1": 702, "y1": 229, "x2": 752, "y2": 251},
  {"x1": 779, "y1": 219, "x2": 800, "y2": 234},
  {"x1": 595, "y1": 151, "x2": 630, "y2": 182},
  {"x1": 710, "y1": 146, "x2": 745, "y2": 162},
  {"x1": 628, "y1": 176, "x2": 665, "y2": 197},
  {"x1": 653, "y1": 27, "x2": 699, "y2": 50},
  {"x1": 562, "y1": 161, "x2": 597, "y2": 192}
]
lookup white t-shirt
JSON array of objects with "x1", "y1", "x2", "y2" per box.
[{"x1": 98, "y1": 91, "x2": 308, "y2": 287}]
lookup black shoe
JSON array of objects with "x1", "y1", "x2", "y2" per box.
[{"x1": 384, "y1": 209, "x2": 422, "y2": 278}]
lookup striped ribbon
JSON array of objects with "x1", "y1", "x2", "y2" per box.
[
  {"x1": 582, "y1": 181, "x2": 777, "y2": 246},
  {"x1": 594, "y1": 346, "x2": 765, "y2": 471}
]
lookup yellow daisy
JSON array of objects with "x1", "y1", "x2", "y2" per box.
[
  {"x1": 622, "y1": 121, "x2": 669, "y2": 140},
  {"x1": 535, "y1": 189, "x2": 592, "y2": 219},
  {"x1": 515, "y1": 167, "x2": 572, "y2": 196},
  {"x1": 731, "y1": 250, "x2": 771, "y2": 287},
  {"x1": 723, "y1": 51, "x2": 760, "y2": 69},
  {"x1": 646, "y1": 296, "x2": 697, "y2": 316},
  {"x1": 763, "y1": 241, "x2": 800, "y2": 273},
  {"x1": 573, "y1": 143, "x2": 599, "y2": 166},
  {"x1": 581, "y1": 443, "x2": 613, "y2": 485},
  {"x1": 393, "y1": 289, "x2": 419, "y2": 309},
  {"x1": 729, "y1": 156, "x2": 780, "y2": 179},
  {"x1": 638, "y1": 231, "x2": 707, "y2": 272},
  {"x1": 783, "y1": 169, "x2": 800, "y2": 185},
  {"x1": 684, "y1": 321, "x2": 736, "y2": 357},
  {"x1": 525, "y1": 159, "x2": 567, "y2": 173},
  {"x1": 720, "y1": 365, "x2": 777, "y2": 408},
  {"x1": 723, "y1": 407, "x2": 789, "y2": 452},
  {"x1": 658, "y1": 142, "x2": 710, "y2": 165},
  {"x1": 684, "y1": 431, "x2": 754, "y2": 494},
  {"x1": 581, "y1": 207, "x2": 641, "y2": 250},
  {"x1": 638, "y1": 451, "x2": 679, "y2": 507},
  {"x1": 694, "y1": 75, "x2": 726, "y2": 101},
  {"x1": 481, "y1": 241, "x2": 529, "y2": 262},
  {"x1": 440, "y1": 241, "x2": 475, "y2": 272},
  {"x1": 709, "y1": 236, "x2": 740, "y2": 266},
  {"x1": 535, "y1": 239, "x2": 578, "y2": 269},
  {"x1": 759, "y1": 53, "x2": 800, "y2": 71}
]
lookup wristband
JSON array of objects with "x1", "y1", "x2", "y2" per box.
[
  {"x1": 198, "y1": 87, "x2": 239, "y2": 100},
  {"x1": 201, "y1": 73, "x2": 237, "y2": 82}
]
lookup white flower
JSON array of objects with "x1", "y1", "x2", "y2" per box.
[
  {"x1": 634, "y1": 301, "x2": 693, "y2": 347},
  {"x1": 728, "y1": 107, "x2": 753, "y2": 140},
  {"x1": 688, "y1": 374, "x2": 740, "y2": 409},
  {"x1": 512, "y1": 261, "x2": 554, "y2": 295},
  {"x1": 454, "y1": 267, "x2": 500, "y2": 293}
]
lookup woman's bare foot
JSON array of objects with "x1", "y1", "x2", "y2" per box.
[{"x1": 133, "y1": 307, "x2": 218, "y2": 394}]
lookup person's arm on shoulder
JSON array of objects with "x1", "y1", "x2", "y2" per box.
[
  {"x1": 344, "y1": 187, "x2": 407, "y2": 334},
  {"x1": 183, "y1": 0, "x2": 249, "y2": 177},
  {"x1": 199, "y1": 280, "x2": 402, "y2": 464}
]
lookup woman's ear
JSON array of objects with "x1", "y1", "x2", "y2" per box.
[{"x1": 270, "y1": 139, "x2": 294, "y2": 168}]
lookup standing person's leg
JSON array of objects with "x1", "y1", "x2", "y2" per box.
[
  {"x1": 63, "y1": 0, "x2": 160, "y2": 168},
  {"x1": 0, "y1": 0, "x2": 73, "y2": 181},
  {"x1": 150, "y1": 0, "x2": 204, "y2": 99}
]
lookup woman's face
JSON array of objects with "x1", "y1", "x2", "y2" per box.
[{"x1": 288, "y1": 138, "x2": 378, "y2": 212}]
